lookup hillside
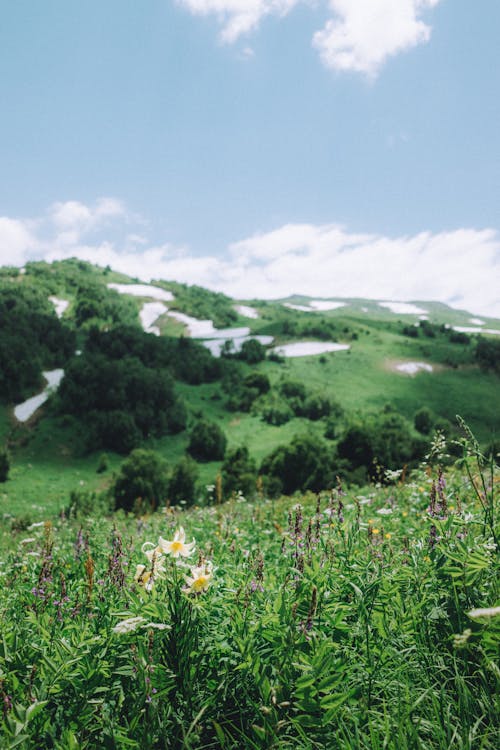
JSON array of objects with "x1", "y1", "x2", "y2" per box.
[{"x1": 0, "y1": 258, "x2": 499, "y2": 518}]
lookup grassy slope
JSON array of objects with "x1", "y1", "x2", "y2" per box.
[{"x1": 1, "y1": 265, "x2": 499, "y2": 518}]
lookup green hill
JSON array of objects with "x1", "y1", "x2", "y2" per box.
[{"x1": 0, "y1": 259, "x2": 499, "y2": 518}]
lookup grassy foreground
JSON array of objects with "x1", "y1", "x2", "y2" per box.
[{"x1": 0, "y1": 437, "x2": 498, "y2": 749}]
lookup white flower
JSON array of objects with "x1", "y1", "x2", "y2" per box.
[
  {"x1": 183, "y1": 562, "x2": 213, "y2": 594},
  {"x1": 157, "y1": 527, "x2": 195, "y2": 558},
  {"x1": 113, "y1": 616, "x2": 146, "y2": 634},
  {"x1": 467, "y1": 606, "x2": 500, "y2": 620},
  {"x1": 376, "y1": 508, "x2": 393, "y2": 516},
  {"x1": 143, "y1": 622, "x2": 170, "y2": 630}
]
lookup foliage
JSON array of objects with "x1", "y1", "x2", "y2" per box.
[
  {"x1": 57, "y1": 353, "x2": 186, "y2": 453},
  {"x1": 187, "y1": 419, "x2": 227, "y2": 461},
  {"x1": 1, "y1": 439, "x2": 498, "y2": 749},
  {"x1": 414, "y1": 406, "x2": 436, "y2": 434},
  {"x1": 0, "y1": 283, "x2": 76, "y2": 402},
  {"x1": 0, "y1": 446, "x2": 9, "y2": 482},
  {"x1": 237, "y1": 338, "x2": 266, "y2": 363},
  {"x1": 113, "y1": 449, "x2": 170, "y2": 513},
  {"x1": 168, "y1": 456, "x2": 199, "y2": 506},
  {"x1": 160, "y1": 280, "x2": 238, "y2": 327},
  {"x1": 221, "y1": 445, "x2": 257, "y2": 499},
  {"x1": 475, "y1": 337, "x2": 500, "y2": 373},
  {"x1": 260, "y1": 433, "x2": 335, "y2": 496}
]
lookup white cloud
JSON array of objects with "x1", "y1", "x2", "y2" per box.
[
  {"x1": 0, "y1": 217, "x2": 36, "y2": 266},
  {"x1": 177, "y1": 0, "x2": 441, "y2": 75},
  {"x1": 314, "y1": 0, "x2": 441, "y2": 76},
  {"x1": 0, "y1": 199, "x2": 499, "y2": 318},
  {"x1": 177, "y1": 0, "x2": 300, "y2": 43},
  {"x1": 49, "y1": 198, "x2": 126, "y2": 246}
]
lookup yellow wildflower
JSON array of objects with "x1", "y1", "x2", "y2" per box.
[
  {"x1": 158, "y1": 527, "x2": 196, "y2": 558},
  {"x1": 183, "y1": 562, "x2": 213, "y2": 594}
]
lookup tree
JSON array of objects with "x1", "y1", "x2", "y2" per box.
[
  {"x1": 187, "y1": 420, "x2": 227, "y2": 461},
  {"x1": 260, "y1": 434, "x2": 334, "y2": 496},
  {"x1": 238, "y1": 339, "x2": 266, "y2": 363},
  {"x1": 113, "y1": 449, "x2": 170, "y2": 513},
  {"x1": 221, "y1": 446, "x2": 257, "y2": 499},
  {"x1": 0, "y1": 447, "x2": 9, "y2": 483},
  {"x1": 169, "y1": 456, "x2": 199, "y2": 506},
  {"x1": 414, "y1": 407, "x2": 435, "y2": 435}
]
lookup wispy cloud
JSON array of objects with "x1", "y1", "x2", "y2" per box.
[
  {"x1": 176, "y1": 0, "x2": 442, "y2": 76},
  {"x1": 1, "y1": 198, "x2": 499, "y2": 317}
]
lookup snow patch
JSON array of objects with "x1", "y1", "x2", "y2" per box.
[
  {"x1": 452, "y1": 326, "x2": 500, "y2": 335},
  {"x1": 270, "y1": 342, "x2": 350, "y2": 358},
  {"x1": 235, "y1": 305, "x2": 259, "y2": 319},
  {"x1": 395, "y1": 362, "x2": 433, "y2": 375},
  {"x1": 470, "y1": 318, "x2": 485, "y2": 325},
  {"x1": 283, "y1": 301, "x2": 345, "y2": 312},
  {"x1": 167, "y1": 311, "x2": 250, "y2": 339},
  {"x1": 14, "y1": 369, "x2": 65, "y2": 422},
  {"x1": 140, "y1": 302, "x2": 168, "y2": 336},
  {"x1": 49, "y1": 296, "x2": 70, "y2": 318},
  {"x1": 379, "y1": 301, "x2": 427, "y2": 315},
  {"x1": 107, "y1": 283, "x2": 174, "y2": 302}
]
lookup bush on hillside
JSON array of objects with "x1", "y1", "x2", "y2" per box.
[
  {"x1": 58, "y1": 353, "x2": 186, "y2": 453},
  {"x1": 0, "y1": 447, "x2": 10, "y2": 483},
  {"x1": 221, "y1": 446, "x2": 257, "y2": 499},
  {"x1": 113, "y1": 449, "x2": 170, "y2": 513},
  {"x1": 260, "y1": 434, "x2": 335, "y2": 496},
  {"x1": 168, "y1": 456, "x2": 199, "y2": 506},
  {"x1": 414, "y1": 407, "x2": 436, "y2": 435},
  {"x1": 187, "y1": 420, "x2": 227, "y2": 461},
  {"x1": 237, "y1": 338, "x2": 266, "y2": 363}
]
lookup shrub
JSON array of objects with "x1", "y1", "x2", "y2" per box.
[
  {"x1": 221, "y1": 446, "x2": 257, "y2": 499},
  {"x1": 260, "y1": 434, "x2": 335, "y2": 496},
  {"x1": 414, "y1": 407, "x2": 435, "y2": 435},
  {"x1": 187, "y1": 420, "x2": 227, "y2": 461},
  {"x1": 238, "y1": 339, "x2": 266, "y2": 363},
  {"x1": 0, "y1": 447, "x2": 10, "y2": 482},
  {"x1": 168, "y1": 456, "x2": 199, "y2": 506},
  {"x1": 113, "y1": 449, "x2": 170, "y2": 513}
]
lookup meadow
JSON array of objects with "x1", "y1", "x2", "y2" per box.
[{"x1": 1, "y1": 431, "x2": 498, "y2": 749}]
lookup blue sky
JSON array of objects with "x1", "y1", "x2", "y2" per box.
[{"x1": 0, "y1": 0, "x2": 499, "y2": 316}]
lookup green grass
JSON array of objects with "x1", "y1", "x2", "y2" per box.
[{"x1": 0, "y1": 443, "x2": 498, "y2": 748}]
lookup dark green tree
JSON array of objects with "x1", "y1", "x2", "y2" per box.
[
  {"x1": 187, "y1": 420, "x2": 227, "y2": 461},
  {"x1": 0, "y1": 447, "x2": 10, "y2": 483},
  {"x1": 221, "y1": 446, "x2": 257, "y2": 499},
  {"x1": 113, "y1": 449, "x2": 170, "y2": 513},
  {"x1": 168, "y1": 456, "x2": 199, "y2": 506}
]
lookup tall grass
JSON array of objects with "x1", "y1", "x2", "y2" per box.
[{"x1": 0, "y1": 436, "x2": 498, "y2": 748}]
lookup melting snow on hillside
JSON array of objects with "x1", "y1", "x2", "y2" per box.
[
  {"x1": 395, "y1": 362, "x2": 433, "y2": 375},
  {"x1": 140, "y1": 302, "x2": 168, "y2": 336},
  {"x1": 49, "y1": 296, "x2": 69, "y2": 318},
  {"x1": 452, "y1": 326, "x2": 500, "y2": 335},
  {"x1": 234, "y1": 305, "x2": 259, "y2": 319},
  {"x1": 270, "y1": 342, "x2": 350, "y2": 357},
  {"x1": 14, "y1": 369, "x2": 65, "y2": 422},
  {"x1": 107, "y1": 283, "x2": 174, "y2": 302},
  {"x1": 283, "y1": 301, "x2": 345, "y2": 312},
  {"x1": 379, "y1": 302, "x2": 427, "y2": 315},
  {"x1": 167, "y1": 311, "x2": 251, "y2": 339}
]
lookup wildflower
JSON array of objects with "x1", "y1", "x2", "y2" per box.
[
  {"x1": 467, "y1": 606, "x2": 500, "y2": 620},
  {"x1": 113, "y1": 616, "x2": 146, "y2": 634},
  {"x1": 183, "y1": 561, "x2": 213, "y2": 594},
  {"x1": 157, "y1": 527, "x2": 195, "y2": 558},
  {"x1": 453, "y1": 629, "x2": 472, "y2": 648},
  {"x1": 135, "y1": 553, "x2": 165, "y2": 591}
]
